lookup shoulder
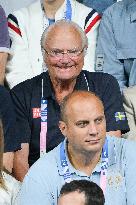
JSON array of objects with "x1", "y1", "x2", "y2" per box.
[
  {"x1": 123, "y1": 86, "x2": 136, "y2": 98},
  {"x1": 27, "y1": 144, "x2": 61, "y2": 180},
  {"x1": 108, "y1": 136, "x2": 136, "y2": 160},
  {"x1": 72, "y1": 0, "x2": 100, "y2": 30},
  {"x1": 8, "y1": 0, "x2": 41, "y2": 23},
  {"x1": 11, "y1": 73, "x2": 44, "y2": 95},
  {"x1": 84, "y1": 71, "x2": 118, "y2": 85},
  {"x1": 74, "y1": 0, "x2": 94, "y2": 13},
  {"x1": 102, "y1": 1, "x2": 124, "y2": 22},
  {"x1": 11, "y1": 0, "x2": 40, "y2": 16}
]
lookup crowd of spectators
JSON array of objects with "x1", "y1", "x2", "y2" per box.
[{"x1": 0, "y1": 0, "x2": 136, "y2": 204}]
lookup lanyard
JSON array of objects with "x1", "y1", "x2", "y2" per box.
[
  {"x1": 40, "y1": 79, "x2": 48, "y2": 157},
  {"x1": 64, "y1": 0, "x2": 72, "y2": 20},
  {"x1": 60, "y1": 138, "x2": 108, "y2": 193},
  {"x1": 100, "y1": 137, "x2": 108, "y2": 193}
]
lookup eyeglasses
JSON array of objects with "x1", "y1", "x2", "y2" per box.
[{"x1": 42, "y1": 47, "x2": 85, "y2": 59}]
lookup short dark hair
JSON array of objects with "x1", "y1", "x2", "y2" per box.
[{"x1": 59, "y1": 180, "x2": 105, "y2": 205}]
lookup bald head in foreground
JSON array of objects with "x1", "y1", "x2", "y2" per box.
[{"x1": 17, "y1": 91, "x2": 136, "y2": 205}]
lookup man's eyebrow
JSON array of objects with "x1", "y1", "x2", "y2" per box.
[
  {"x1": 76, "y1": 120, "x2": 89, "y2": 124},
  {"x1": 94, "y1": 115, "x2": 105, "y2": 121}
]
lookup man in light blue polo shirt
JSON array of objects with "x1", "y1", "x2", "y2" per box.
[{"x1": 16, "y1": 91, "x2": 136, "y2": 205}]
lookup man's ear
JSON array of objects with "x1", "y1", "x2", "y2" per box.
[{"x1": 59, "y1": 121, "x2": 67, "y2": 137}]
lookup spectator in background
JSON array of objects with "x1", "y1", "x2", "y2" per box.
[
  {"x1": 58, "y1": 180, "x2": 105, "y2": 205},
  {"x1": 0, "y1": 85, "x2": 21, "y2": 173},
  {"x1": 123, "y1": 86, "x2": 136, "y2": 140},
  {"x1": 10, "y1": 20, "x2": 129, "y2": 182},
  {"x1": 16, "y1": 91, "x2": 136, "y2": 205},
  {"x1": 0, "y1": 120, "x2": 21, "y2": 205},
  {"x1": 6, "y1": 0, "x2": 100, "y2": 89},
  {"x1": 96, "y1": 0, "x2": 136, "y2": 91},
  {"x1": 0, "y1": 5, "x2": 10, "y2": 85}
]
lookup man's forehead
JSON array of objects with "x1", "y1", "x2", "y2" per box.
[
  {"x1": 67, "y1": 95, "x2": 104, "y2": 110},
  {"x1": 45, "y1": 25, "x2": 82, "y2": 45},
  {"x1": 65, "y1": 97, "x2": 104, "y2": 120},
  {"x1": 58, "y1": 191, "x2": 85, "y2": 205}
]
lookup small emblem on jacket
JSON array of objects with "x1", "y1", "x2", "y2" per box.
[
  {"x1": 115, "y1": 112, "x2": 126, "y2": 121},
  {"x1": 107, "y1": 173, "x2": 123, "y2": 190}
]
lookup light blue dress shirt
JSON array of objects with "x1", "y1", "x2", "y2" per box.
[
  {"x1": 16, "y1": 136, "x2": 136, "y2": 205},
  {"x1": 96, "y1": 0, "x2": 136, "y2": 90}
]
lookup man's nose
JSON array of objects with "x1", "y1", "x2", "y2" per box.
[
  {"x1": 59, "y1": 52, "x2": 72, "y2": 62},
  {"x1": 88, "y1": 122, "x2": 98, "y2": 135}
]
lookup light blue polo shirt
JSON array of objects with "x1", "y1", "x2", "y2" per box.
[{"x1": 16, "y1": 136, "x2": 136, "y2": 205}]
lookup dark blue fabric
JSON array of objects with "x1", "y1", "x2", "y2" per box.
[{"x1": 0, "y1": 85, "x2": 21, "y2": 152}]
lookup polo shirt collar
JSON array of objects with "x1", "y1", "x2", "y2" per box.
[{"x1": 58, "y1": 136, "x2": 117, "y2": 177}]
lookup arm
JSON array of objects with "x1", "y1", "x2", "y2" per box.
[
  {"x1": 0, "y1": 5, "x2": 10, "y2": 84},
  {"x1": 10, "y1": 85, "x2": 32, "y2": 181},
  {"x1": 13, "y1": 143, "x2": 29, "y2": 182},
  {"x1": 96, "y1": 6, "x2": 126, "y2": 90},
  {"x1": 15, "y1": 155, "x2": 58, "y2": 205},
  {"x1": 0, "y1": 53, "x2": 8, "y2": 84},
  {"x1": 125, "y1": 141, "x2": 136, "y2": 204},
  {"x1": 17, "y1": 175, "x2": 54, "y2": 205},
  {"x1": 6, "y1": 11, "x2": 32, "y2": 88},
  {"x1": 84, "y1": 10, "x2": 101, "y2": 72},
  {"x1": 0, "y1": 85, "x2": 21, "y2": 172},
  {"x1": 3, "y1": 152, "x2": 14, "y2": 173},
  {"x1": 123, "y1": 87, "x2": 136, "y2": 140},
  {"x1": 101, "y1": 74, "x2": 129, "y2": 135}
]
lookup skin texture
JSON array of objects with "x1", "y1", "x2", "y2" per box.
[
  {"x1": 44, "y1": 23, "x2": 84, "y2": 84},
  {"x1": 58, "y1": 191, "x2": 85, "y2": 205},
  {"x1": 59, "y1": 91, "x2": 106, "y2": 175}
]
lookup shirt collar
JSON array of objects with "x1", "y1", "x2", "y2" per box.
[
  {"x1": 57, "y1": 136, "x2": 117, "y2": 177},
  {"x1": 42, "y1": 71, "x2": 54, "y2": 98},
  {"x1": 42, "y1": 71, "x2": 87, "y2": 99}
]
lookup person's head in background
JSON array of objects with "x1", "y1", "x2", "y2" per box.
[{"x1": 58, "y1": 180, "x2": 105, "y2": 205}]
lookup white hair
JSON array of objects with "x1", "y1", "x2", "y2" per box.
[{"x1": 41, "y1": 19, "x2": 88, "y2": 55}]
